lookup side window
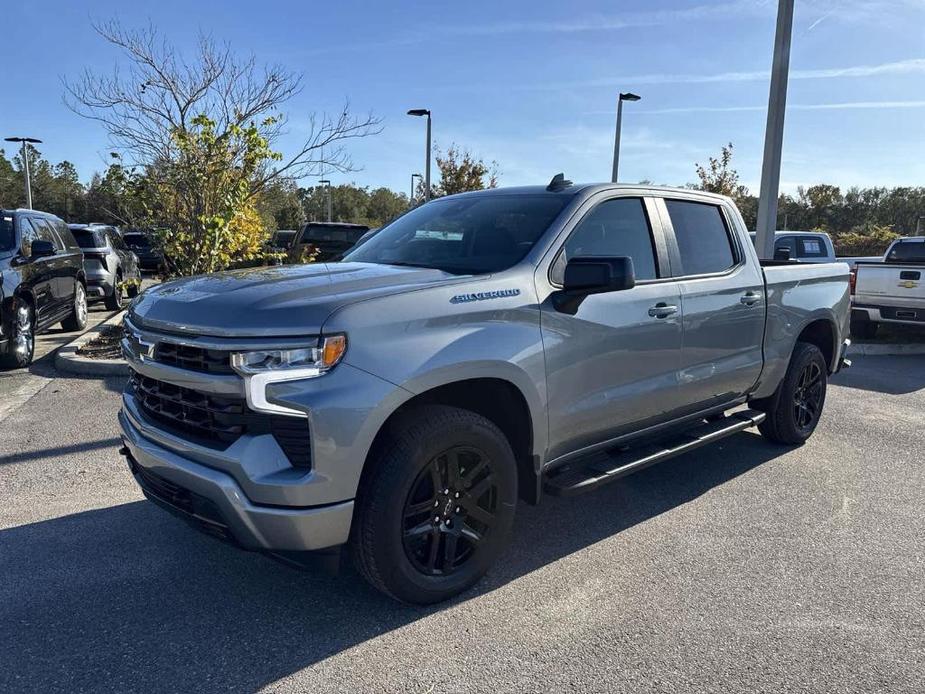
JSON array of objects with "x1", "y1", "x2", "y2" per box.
[
  {"x1": 55, "y1": 220, "x2": 79, "y2": 249},
  {"x1": 109, "y1": 230, "x2": 126, "y2": 250},
  {"x1": 665, "y1": 200, "x2": 736, "y2": 276},
  {"x1": 31, "y1": 217, "x2": 65, "y2": 251},
  {"x1": 554, "y1": 197, "x2": 658, "y2": 283},
  {"x1": 19, "y1": 218, "x2": 38, "y2": 256}
]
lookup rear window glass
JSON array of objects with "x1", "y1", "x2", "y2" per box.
[
  {"x1": 1, "y1": 215, "x2": 13, "y2": 251},
  {"x1": 123, "y1": 234, "x2": 151, "y2": 248},
  {"x1": 70, "y1": 229, "x2": 105, "y2": 248},
  {"x1": 797, "y1": 237, "x2": 827, "y2": 258},
  {"x1": 887, "y1": 241, "x2": 925, "y2": 263},
  {"x1": 303, "y1": 226, "x2": 368, "y2": 243}
]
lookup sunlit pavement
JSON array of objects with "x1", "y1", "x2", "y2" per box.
[{"x1": 1, "y1": 353, "x2": 923, "y2": 692}]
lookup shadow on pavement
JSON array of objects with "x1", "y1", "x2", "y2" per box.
[
  {"x1": 831, "y1": 354, "x2": 925, "y2": 395},
  {"x1": 1, "y1": 437, "x2": 122, "y2": 466},
  {"x1": 1, "y1": 430, "x2": 786, "y2": 692}
]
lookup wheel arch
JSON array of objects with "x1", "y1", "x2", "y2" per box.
[
  {"x1": 360, "y1": 377, "x2": 542, "y2": 505},
  {"x1": 795, "y1": 317, "x2": 837, "y2": 373}
]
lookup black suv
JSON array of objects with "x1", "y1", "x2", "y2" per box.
[{"x1": 1, "y1": 209, "x2": 88, "y2": 368}]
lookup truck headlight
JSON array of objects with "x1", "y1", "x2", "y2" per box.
[{"x1": 230, "y1": 335, "x2": 347, "y2": 416}]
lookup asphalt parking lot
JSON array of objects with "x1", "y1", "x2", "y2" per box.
[{"x1": 1, "y1": 353, "x2": 923, "y2": 693}]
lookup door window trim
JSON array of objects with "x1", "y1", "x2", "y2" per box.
[
  {"x1": 546, "y1": 194, "x2": 672, "y2": 288},
  {"x1": 654, "y1": 196, "x2": 746, "y2": 281}
]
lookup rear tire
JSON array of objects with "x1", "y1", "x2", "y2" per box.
[
  {"x1": 755, "y1": 341, "x2": 828, "y2": 445},
  {"x1": 61, "y1": 281, "x2": 88, "y2": 332},
  {"x1": 0, "y1": 301, "x2": 35, "y2": 369},
  {"x1": 105, "y1": 273, "x2": 124, "y2": 310},
  {"x1": 351, "y1": 405, "x2": 518, "y2": 604},
  {"x1": 850, "y1": 319, "x2": 878, "y2": 340}
]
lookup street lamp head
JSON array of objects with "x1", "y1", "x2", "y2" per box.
[
  {"x1": 318, "y1": 179, "x2": 330, "y2": 185},
  {"x1": 619, "y1": 93, "x2": 641, "y2": 102},
  {"x1": 4, "y1": 136, "x2": 42, "y2": 143},
  {"x1": 406, "y1": 109, "x2": 430, "y2": 117}
]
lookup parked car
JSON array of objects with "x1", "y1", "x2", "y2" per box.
[
  {"x1": 851, "y1": 236, "x2": 925, "y2": 338},
  {"x1": 288, "y1": 222, "x2": 370, "y2": 263},
  {"x1": 749, "y1": 231, "x2": 836, "y2": 262},
  {"x1": 68, "y1": 224, "x2": 142, "y2": 310},
  {"x1": 119, "y1": 180, "x2": 850, "y2": 603},
  {"x1": 122, "y1": 230, "x2": 164, "y2": 272},
  {"x1": 1, "y1": 209, "x2": 88, "y2": 368}
]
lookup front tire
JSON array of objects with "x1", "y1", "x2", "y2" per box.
[
  {"x1": 0, "y1": 301, "x2": 35, "y2": 369},
  {"x1": 755, "y1": 341, "x2": 828, "y2": 445},
  {"x1": 61, "y1": 281, "x2": 88, "y2": 332},
  {"x1": 351, "y1": 405, "x2": 518, "y2": 604}
]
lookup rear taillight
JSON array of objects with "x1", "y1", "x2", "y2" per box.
[
  {"x1": 83, "y1": 251, "x2": 107, "y2": 262},
  {"x1": 849, "y1": 269, "x2": 857, "y2": 295}
]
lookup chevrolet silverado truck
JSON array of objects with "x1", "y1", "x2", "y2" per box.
[
  {"x1": 850, "y1": 237, "x2": 925, "y2": 339},
  {"x1": 119, "y1": 179, "x2": 851, "y2": 604}
]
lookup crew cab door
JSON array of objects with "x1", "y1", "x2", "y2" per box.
[
  {"x1": 538, "y1": 195, "x2": 683, "y2": 461},
  {"x1": 16, "y1": 218, "x2": 57, "y2": 326},
  {"x1": 656, "y1": 197, "x2": 766, "y2": 413}
]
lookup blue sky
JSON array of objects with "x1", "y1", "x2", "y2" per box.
[{"x1": 2, "y1": 0, "x2": 924, "y2": 195}]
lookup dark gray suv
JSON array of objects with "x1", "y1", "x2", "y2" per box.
[{"x1": 68, "y1": 224, "x2": 141, "y2": 309}]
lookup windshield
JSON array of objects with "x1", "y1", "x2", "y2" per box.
[
  {"x1": 887, "y1": 240, "x2": 925, "y2": 263},
  {"x1": 343, "y1": 194, "x2": 570, "y2": 274},
  {"x1": 1, "y1": 214, "x2": 13, "y2": 252},
  {"x1": 124, "y1": 234, "x2": 151, "y2": 248}
]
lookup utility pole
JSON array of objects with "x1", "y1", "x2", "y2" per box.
[
  {"x1": 755, "y1": 0, "x2": 794, "y2": 259},
  {"x1": 407, "y1": 109, "x2": 432, "y2": 201},
  {"x1": 4, "y1": 136, "x2": 42, "y2": 209}
]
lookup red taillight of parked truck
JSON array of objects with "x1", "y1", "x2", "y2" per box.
[{"x1": 849, "y1": 269, "x2": 857, "y2": 295}]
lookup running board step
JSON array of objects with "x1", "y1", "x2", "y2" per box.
[{"x1": 543, "y1": 409, "x2": 766, "y2": 497}]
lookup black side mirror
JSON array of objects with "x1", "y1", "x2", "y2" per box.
[
  {"x1": 773, "y1": 246, "x2": 792, "y2": 261},
  {"x1": 555, "y1": 256, "x2": 636, "y2": 314},
  {"x1": 30, "y1": 240, "x2": 56, "y2": 259}
]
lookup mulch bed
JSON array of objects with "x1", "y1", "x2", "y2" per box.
[{"x1": 75, "y1": 323, "x2": 125, "y2": 360}]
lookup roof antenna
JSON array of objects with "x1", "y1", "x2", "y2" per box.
[{"x1": 546, "y1": 173, "x2": 572, "y2": 191}]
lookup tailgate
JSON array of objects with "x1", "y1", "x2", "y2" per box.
[{"x1": 855, "y1": 264, "x2": 925, "y2": 304}]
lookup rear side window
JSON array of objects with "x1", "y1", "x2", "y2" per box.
[
  {"x1": 556, "y1": 197, "x2": 658, "y2": 282},
  {"x1": 19, "y1": 218, "x2": 38, "y2": 256},
  {"x1": 665, "y1": 200, "x2": 736, "y2": 276}
]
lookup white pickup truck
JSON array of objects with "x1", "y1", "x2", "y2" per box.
[{"x1": 851, "y1": 237, "x2": 925, "y2": 338}]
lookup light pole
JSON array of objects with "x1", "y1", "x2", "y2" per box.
[
  {"x1": 4, "y1": 136, "x2": 42, "y2": 209},
  {"x1": 407, "y1": 109, "x2": 432, "y2": 201},
  {"x1": 410, "y1": 173, "x2": 422, "y2": 208},
  {"x1": 755, "y1": 0, "x2": 795, "y2": 259},
  {"x1": 611, "y1": 93, "x2": 640, "y2": 183},
  {"x1": 318, "y1": 180, "x2": 332, "y2": 222}
]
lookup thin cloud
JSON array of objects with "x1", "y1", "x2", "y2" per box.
[
  {"x1": 524, "y1": 58, "x2": 925, "y2": 90},
  {"x1": 629, "y1": 100, "x2": 925, "y2": 115}
]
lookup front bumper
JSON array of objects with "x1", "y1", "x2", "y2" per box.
[{"x1": 119, "y1": 408, "x2": 354, "y2": 551}]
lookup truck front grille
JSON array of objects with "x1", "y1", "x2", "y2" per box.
[
  {"x1": 129, "y1": 373, "x2": 312, "y2": 467},
  {"x1": 154, "y1": 342, "x2": 234, "y2": 374}
]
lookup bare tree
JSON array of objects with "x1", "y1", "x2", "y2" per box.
[{"x1": 64, "y1": 20, "x2": 381, "y2": 189}]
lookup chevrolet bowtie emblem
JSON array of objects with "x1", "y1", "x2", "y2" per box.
[{"x1": 125, "y1": 331, "x2": 156, "y2": 360}]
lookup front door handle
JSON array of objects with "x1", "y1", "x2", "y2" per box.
[
  {"x1": 648, "y1": 303, "x2": 678, "y2": 318},
  {"x1": 740, "y1": 291, "x2": 762, "y2": 306}
]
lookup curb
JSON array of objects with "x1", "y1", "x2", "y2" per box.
[
  {"x1": 55, "y1": 310, "x2": 129, "y2": 376},
  {"x1": 847, "y1": 342, "x2": 925, "y2": 356}
]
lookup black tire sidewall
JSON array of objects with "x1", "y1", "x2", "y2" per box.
[
  {"x1": 359, "y1": 407, "x2": 518, "y2": 604},
  {"x1": 777, "y1": 342, "x2": 828, "y2": 442}
]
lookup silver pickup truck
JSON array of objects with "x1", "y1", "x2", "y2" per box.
[
  {"x1": 119, "y1": 180, "x2": 851, "y2": 603},
  {"x1": 851, "y1": 237, "x2": 925, "y2": 338}
]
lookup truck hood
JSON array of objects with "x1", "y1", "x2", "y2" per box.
[{"x1": 128, "y1": 262, "x2": 461, "y2": 337}]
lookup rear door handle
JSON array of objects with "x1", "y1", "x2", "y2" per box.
[
  {"x1": 648, "y1": 303, "x2": 678, "y2": 318},
  {"x1": 740, "y1": 292, "x2": 762, "y2": 306}
]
